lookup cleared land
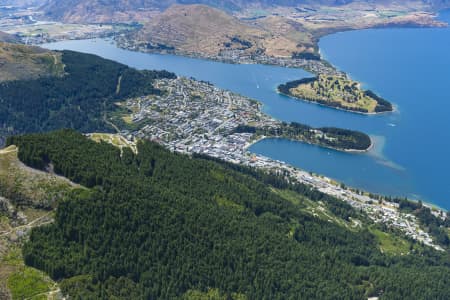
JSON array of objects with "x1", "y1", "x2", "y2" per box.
[
  {"x1": 0, "y1": 145, "x2": 79, "y2": 209},
  {"x1": 0, "y1": 145, "x2": 81, "y2": 299},
  {"x1": 369, "y1": 226, "x2": 411, "y2": 256},
  {"x1": 273, "y1": 188, "x2": 355, "y2": 229},
  {"x1": 89, "y1": 133, "x2": 137, "y2": 154},
  {"x1": 4, "y1": 247, "x2": 58, "y2": 300}
]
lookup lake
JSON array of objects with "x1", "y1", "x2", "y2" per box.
[{"x1": 43, "y1": 11, "x2": 450, "y2": 208}]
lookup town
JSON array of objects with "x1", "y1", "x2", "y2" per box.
[{"x1": 117, "y1": 77, "x2": 443, "y2": 250}]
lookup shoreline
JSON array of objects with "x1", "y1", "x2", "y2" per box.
[
  {"x1": 113, "y1": 43, "x2": 341, "y2": 76},
  {"x1": 246, "y1": 134, "x2": 373, "y2": 154},
  {"x1": 247, "y1": 136, "x2": 449, "y2": 217},
  {"x1": 345, "y1": 138, "x2": 374, "y2": 153}
]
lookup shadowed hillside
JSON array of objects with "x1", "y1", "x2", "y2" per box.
[{"x1": 0, "y1": 32, "x2": 19, "y2": 44}]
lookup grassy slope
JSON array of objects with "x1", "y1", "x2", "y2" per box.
[
  {"x1": 289, "y1": 75, "x2": 377, "y2": 112},
  {"x1": 282, "y1": 75, "x2": 393, "y2": 113},
  {"x1": 0, "y1": 42, "x2": 65, "y2": 82},
  {"x1": 4, "y1": 247, "x2": 56, "y2": 300},
  {"x1": 369, "y1": 226, "x2": 411, "y2": 256},
  {"x1": 89, "y1": 133, "x2": 137, "y2": 154},
  {"x1": 273, "y1": 188, "x2": 356, "y2": 229},
  {"x1": 252, "y1": 16, "x2": 316, "y2": 56}
]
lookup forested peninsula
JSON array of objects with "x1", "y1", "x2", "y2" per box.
[{"x1": 236, "y1": 122, "x2": 372, "y2": 151}]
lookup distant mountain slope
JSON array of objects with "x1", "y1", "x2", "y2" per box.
[
  {"x1": 127, "y1": 4, "x2": 312, "y2": 58},
  {"x1": 40, "y1": 0, "x2": 450, "y2": 23},
  {"x1": 0, "y1": 42, "x2": 64, "y2": 82},
  {"x1": 0, "y1": 32, "x2": 19, "y2": 44},
  {"x1": 41, "y1": 0, "x2": 164, "y2": 23},
  {"x1": 40, "y1": 0, "x2": 342, "y2": 22}
]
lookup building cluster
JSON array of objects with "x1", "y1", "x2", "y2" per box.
[
  {"x1": 124, "y1": 77, "x2": 277, "y2": 161},
  {"x1": 315, "y1": 177, "x2": 441, "y2": 250}
]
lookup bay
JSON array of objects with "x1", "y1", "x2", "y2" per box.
[{"x1": 253, "y1": 11, "x2": 450, "y2": 208}]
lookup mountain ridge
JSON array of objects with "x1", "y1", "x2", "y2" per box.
[{"x1": 40, "y1": 0, "x2": 450, "y2": 23}]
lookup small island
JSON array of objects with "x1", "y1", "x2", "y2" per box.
[{"x1": 278, "y1": 75, "x2": 393, "y2": 114}]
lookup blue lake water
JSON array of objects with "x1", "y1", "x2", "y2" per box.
[{"x1": 43, "y1": 11, "x2": 450, "y2": 208}]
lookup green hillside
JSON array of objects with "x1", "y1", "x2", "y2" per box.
[
  {"x1": 6, "y1": 130, "x2": 450, "y2": 299},
  {"x1": 0, "y1": 50, "x2": 175, "y2": 145}
]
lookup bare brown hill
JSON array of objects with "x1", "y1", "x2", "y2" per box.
[{"x1": 129, "y1": 4, "x2": 310, "y2": 59}]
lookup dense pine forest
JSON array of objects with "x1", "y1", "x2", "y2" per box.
[
  {"x1": 0, "y1": 50, "x2": 175, "y2": 144},
  {"x1": 6, "y1": 130, "x2": 450, "y2": 299}
]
